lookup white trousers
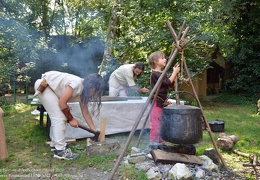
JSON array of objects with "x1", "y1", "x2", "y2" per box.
[
  {"x1": 109, "y1": 86, "x2": 127, "y2": 97},
  {"x1": 35, "y1": 79, "x2": 67, "y2": 150}
]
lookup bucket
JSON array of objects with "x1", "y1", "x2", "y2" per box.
[
  {"x1": 209, "y1": 120, "x2": 225, "y2": 132},
  {"x1": 160, "y1": 105, "x2": 202, "y2": 144}
]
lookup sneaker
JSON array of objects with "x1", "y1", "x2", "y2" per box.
[{"x1": 53, "y1": 148, "x2": 80, "y2": 160}]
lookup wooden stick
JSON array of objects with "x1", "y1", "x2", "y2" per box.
[
  {"x1": 100, "y1": 118, "x2": 106, "y2": 142},
  {"x1": 182, "y1": 58, "x2": 227, "y2": 169},
  {"x1": 45, "y1": 139, "x2": 76, "y2": 144},
  {"x1": 166, "y1": 20, "x2": 177, "y2": 41},
  {"x1": 253, "y1": 153, "x2": 258, "y2": 166},
  {"x1": 234, "y1": 149, "x2": 251, "y2": 158},
  {"x1": 177, "y1": 21, "x2": 186, "y2": 40},
  {"x1": 253, "y1": 154, "x2": 259, "y2": 180},
  {"x1": 243, "y1": 154, "x2": 259, "y2": 180}
]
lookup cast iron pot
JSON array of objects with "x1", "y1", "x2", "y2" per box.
[{"x1": 160, "y1": 104, "x2": 203, "y2": 144}]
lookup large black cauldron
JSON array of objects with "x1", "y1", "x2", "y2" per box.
[{"x1": 160, "y1": 105, "x2": 202, "y2": 144}]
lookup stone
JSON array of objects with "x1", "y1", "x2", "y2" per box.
[
  {"x1": 199, "y1": 155, "x2": 219, "y2": 172},
  {"x1": 168, "y1": 163, "x2": 193, "y2": 180},
  {"x1": 195, "y1": 169, "x2": 205, "y2": 179},
  {"x1": 131, "y1": 147, "x2": 141, "y2": 154},
  {"x1": 135, "y1": 161, "x2": 155, "y2": 171},
  {"x1": 203, "y1": 148, "x2": 220, "y2": 164},
  {"x1": 128, "y1": 155, "x2": 146, "y2": 164},
  {"x1": 86, "y1": 138, "x2": 121, "y2": 156},
  {"x1": 146, "y1": 166, "x2": 162, "y2": 180}
]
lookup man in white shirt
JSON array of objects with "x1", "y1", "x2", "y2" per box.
[{"x1": 109, "y1": 62, "x2": 149, "y2": 96}]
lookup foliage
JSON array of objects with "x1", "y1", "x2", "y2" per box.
[
  {"x1": 0, "y1": 1, "x2": 44, "y2": 87},
  {"x1": 1, "y1": 0, "x2": 259, "y2": 96},
  {"x1": 224, "y1": 1, "x2": 260, "y2": 96}
]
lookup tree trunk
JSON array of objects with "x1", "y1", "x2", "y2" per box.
[{"x1": 99, "y1": 1, "x2": 120, "y2": 74}]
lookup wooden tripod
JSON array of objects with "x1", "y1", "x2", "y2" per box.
[
  {"x1": 108, "y1": 20, "x2": 226, "y2": 180},
  {"x1": 165, "y1": 20, "x2": 227, "y2": 169}
]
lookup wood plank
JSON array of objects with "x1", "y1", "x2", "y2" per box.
[
  {"x1": 151, "y1": 149, "x2": 202, "y2": 165},
  {"x1": 100, "y1": 118, "x2": 106, "y2": 142},
  {"x1": 101, "y1": 96, "x2": 128, "y2": 101},
  {"x1": 45, "y1": 139, "x2": 76, "y2": 144}
]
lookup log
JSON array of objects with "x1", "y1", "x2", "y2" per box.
[
  {"x1": 219, "y1": 133, "x2": 239, "y2": 143},
  {"x1": 217, "y1": 137, "x2": 234, "y2": 151}
]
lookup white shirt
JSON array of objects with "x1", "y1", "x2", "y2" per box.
[{"x1": 42, "y1": 71, "x2": 84, "y2": 101}]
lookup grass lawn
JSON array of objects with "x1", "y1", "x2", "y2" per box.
[{"x1": 0, "y1": 94, "x2": 259, "y2": 179}]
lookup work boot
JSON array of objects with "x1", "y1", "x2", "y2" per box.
[{"x1": 53, "y1": 148, "x2": 80, "y2": 160}]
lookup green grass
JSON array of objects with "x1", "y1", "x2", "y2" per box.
[{"x1": 0, "y1": 93, "x2": 259, "y2": 179}]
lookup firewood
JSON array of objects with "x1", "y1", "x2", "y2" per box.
[
  {"x1": 217, "y1": 137, "x2": 234, "y2": 151},
  {"x1": 219, "y1": 133, "x2": 238, "y2": 143},
  {"x1": 242, "y1": 154, "x2": 259, "y2": 180},
  {"x1": 234, "y1": 149, "x2": 260, "y2": 165}
]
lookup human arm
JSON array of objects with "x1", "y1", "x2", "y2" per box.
[
  {"x1": 79, "y1": 102, "x2": 98, "y2": 132},
  {"x1": 59, "y1": 86, "x2": 79, "y2": 128},
  {"x1": 169, "y1": 64, "x2": 180, "y2": 83},
  {"x1": 129, "y1": 86, "x2": 149, "y2": 93}
]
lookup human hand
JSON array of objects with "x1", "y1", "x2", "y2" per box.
[
  {"x1": 69, "y1": 118, "x2": 79, "y2": 128},
  {"x1": 90, "y1": 130, "x2": 100, "y2": 141},
  {"x1": 173, "y1": 64, "x2": 180, "y2": 74},
  {"x1": 141, "y1": 87, "x2": 149, "y2": 93}
]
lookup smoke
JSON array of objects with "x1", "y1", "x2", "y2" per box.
[{"x1": 1, "y1": 3, "x2": 105, "y2": 87}]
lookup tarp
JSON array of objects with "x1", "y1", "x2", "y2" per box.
[{"x1": 65, "y1": 97, "x2": 150, "y2": 139}]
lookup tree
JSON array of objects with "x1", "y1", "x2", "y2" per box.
[{"x1": 219, "y1": 0, "x2": 260, "y2": 96}]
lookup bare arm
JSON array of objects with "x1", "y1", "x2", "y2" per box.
[
  {"x1": 59, "y1": 86, "x2": 79, "y2": 128},
  {"x1": 79, "y1": 102, "x2": 97, "y2": 132},
  {"x1": 129, "y1": 86, "x2": 149, "y2": 93},
  {"x1": 169, "y1": 65, "x2": 180, "y2": 83}
]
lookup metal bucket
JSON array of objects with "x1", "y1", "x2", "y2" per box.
[{"x1": 160, "y1": 104, "x2": 202, "y2": 144}]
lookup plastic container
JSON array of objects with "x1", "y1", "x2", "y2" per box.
[{"x1": 209, "y1": 120, "x2": 225, "y2": 132}]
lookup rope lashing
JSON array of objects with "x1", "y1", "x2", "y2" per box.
[{"x1": 172, "y1": 40, "x2": 189, "y2": 82}]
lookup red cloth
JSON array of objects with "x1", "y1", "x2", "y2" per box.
[{"x1": 149, "y1": 102, "x2": 163, "y2": 143}]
